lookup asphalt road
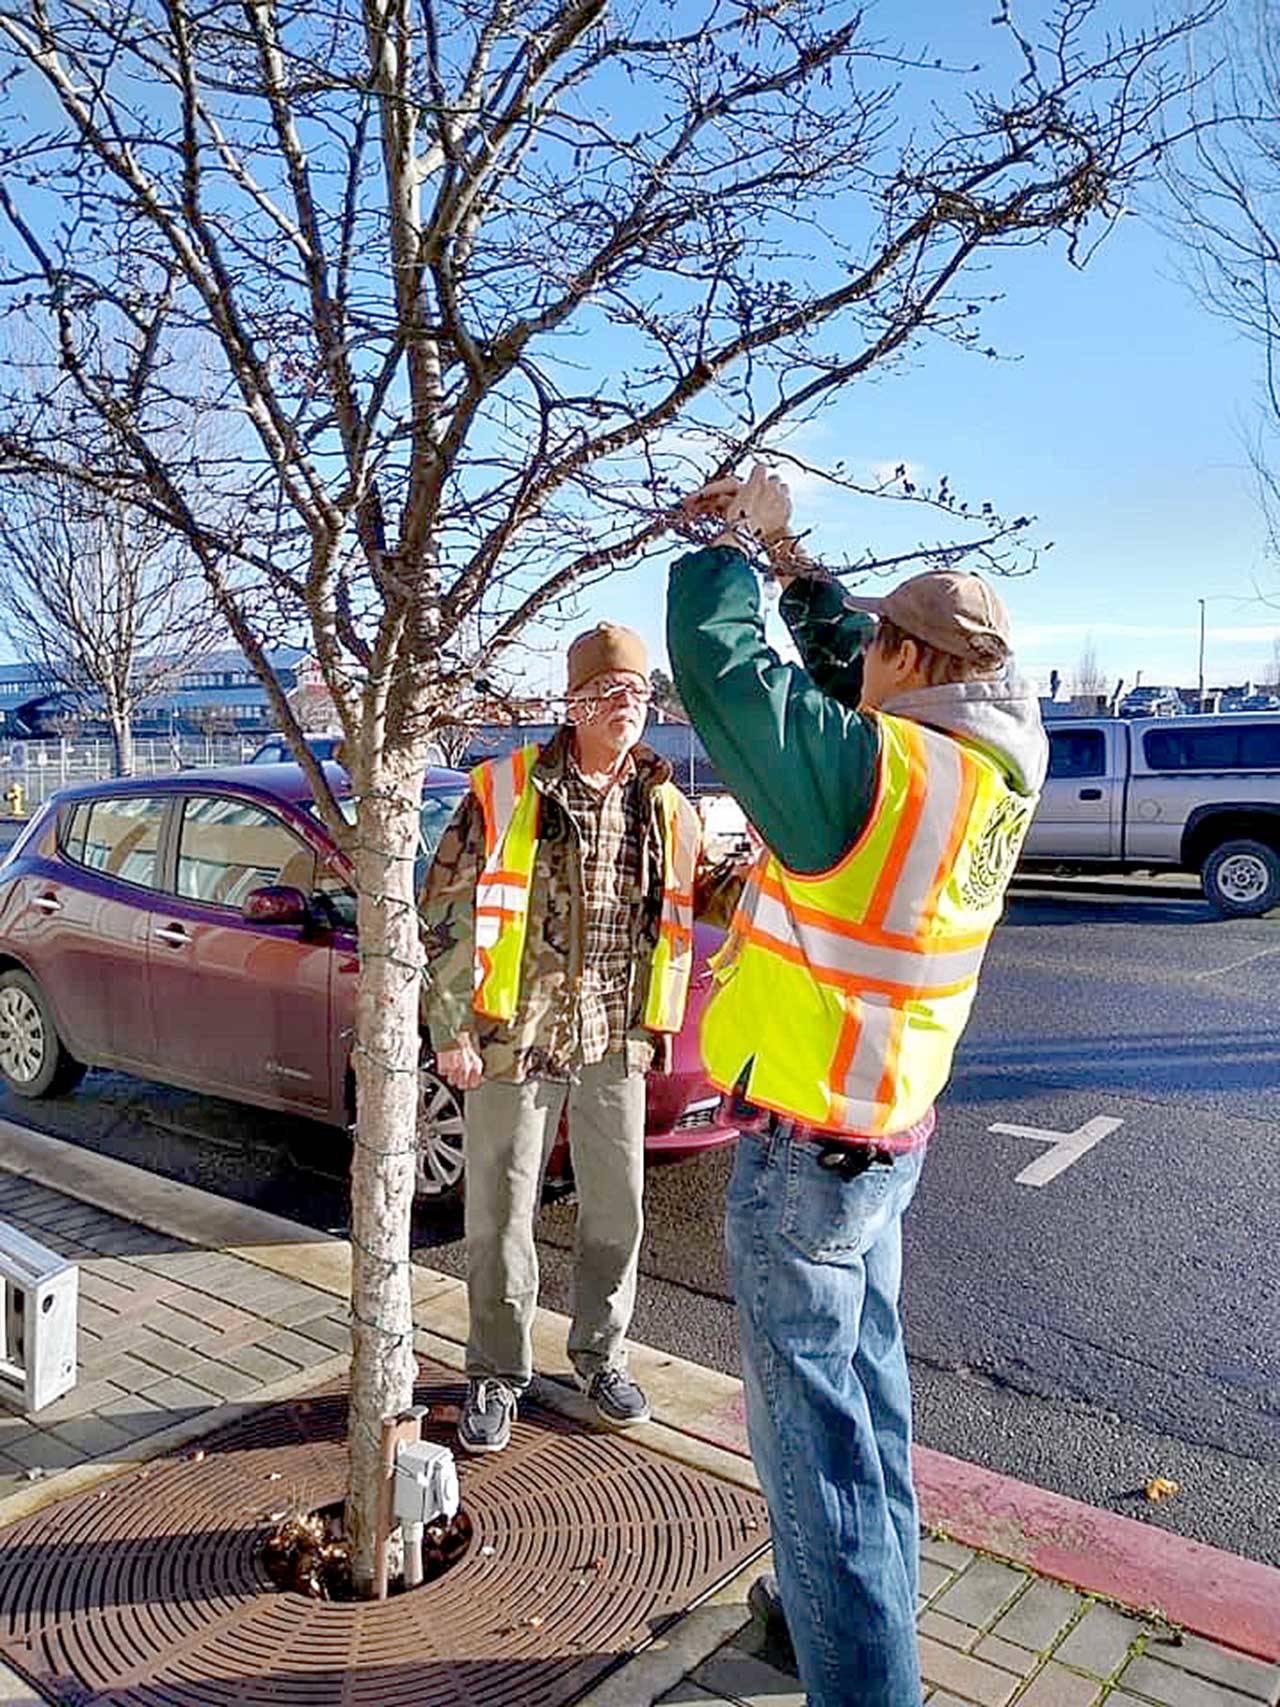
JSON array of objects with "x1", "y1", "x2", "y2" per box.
[{"x1": 2, "y1": 880, "x2": 1277, "y2": 1565}]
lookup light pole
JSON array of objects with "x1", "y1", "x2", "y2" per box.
[{"x1": 1198, "y1": 597, "x2": 1206, "y2": 710}]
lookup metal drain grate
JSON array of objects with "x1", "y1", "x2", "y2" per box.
[{"x1": 0, "y1": 1361, "x2": 767, "y2": 1705}]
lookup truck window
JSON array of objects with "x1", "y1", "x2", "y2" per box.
[
  {"x1": 1143, "y1": 724, "x2": 1280, "y2": 771},
  {"x1": 1238, "y1": 724, "x2": 1280, "y2": 768},
  {"x1": 1047, "y1": 730, "x2": 1106, "y2": 779}
]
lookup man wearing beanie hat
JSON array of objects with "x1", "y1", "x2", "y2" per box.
[
  {"x1": 421, "y1": 624, "x2": 700, "y2": 1456},
  {"x1": 666, "y1": 468, "x2": 1047, "y2": 1707}
]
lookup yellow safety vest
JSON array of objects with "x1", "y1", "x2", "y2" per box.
[
  {"x1": 471, "y1": 743, "x2": 700, "y2": 1034},
  {"x1": 700, "y1": 712, "x2": 1038, "y2": 1137}
]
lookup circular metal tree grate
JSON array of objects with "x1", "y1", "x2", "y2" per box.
[{"x1": 0, "y1": 1361, "x2": 767, "y2": 1706}]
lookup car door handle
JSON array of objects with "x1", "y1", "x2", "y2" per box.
[
  {"x1": 1078, "y1": 788, "x2": 1103, "y2": 800},
  {"x1": 154, "y1": 924, "x2": 190, "y2": 947},
  {"x1": 32, "y1": 894, "x2": 62, "y2": 914}
]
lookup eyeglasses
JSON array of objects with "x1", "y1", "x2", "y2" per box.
[{"x1": 579, "y1": 680, "x2": 652, "y2": 706}]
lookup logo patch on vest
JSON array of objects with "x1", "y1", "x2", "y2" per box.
[{"x1": 960, "y1": 793, "x2": 1034, "y2": 910}]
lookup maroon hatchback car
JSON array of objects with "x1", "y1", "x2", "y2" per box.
[{"x1": 0, "y1": 764, "x2": 736, "y2": 1198}]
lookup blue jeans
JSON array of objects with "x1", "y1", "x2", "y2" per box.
[{"x1": 726, "y1": 1123, "x2": 927, "y2": 1707}]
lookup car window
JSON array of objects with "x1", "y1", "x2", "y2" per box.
[
  {"x1": 70, "y1": 796, "x2": 169, "y2": 889},
  {"x1": 58, "y1": 801, "x2": 89, "y2": 865},
  {"x1": 311, "y1": 866, "x2": 357, "y2": 930},
  {"x1": 308, "y1": 786, "x2": 467, "y2": 897},
  {"x1": 177, "y1": 796, "x2": 317, "y2": 909},
  {"x1": 420, "y1": 789, "x2": 467, "y2": 863},
  {"x1": 1047, "y1": 730, "x2": 1106, "y2": 780},
  {"x1": 1143, "y1": 724, "x2": 1280, "y2": 771}
]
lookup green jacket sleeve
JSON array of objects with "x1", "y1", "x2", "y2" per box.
[
  {"x1": 780, "y1": 573, "x2": 876, "y2": 709},
  {"x1": 666, "y1": 546, "x2": 880, "y2": 875},
  {"x1": 419, "y1": 790, "x2": 481, "y2": 1046}
]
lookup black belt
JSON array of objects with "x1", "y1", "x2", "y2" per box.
[{"x1": 727, "y1": 1088, "x2": 898, "y2": 1177}]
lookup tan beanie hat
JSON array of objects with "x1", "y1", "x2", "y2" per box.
[{"x1": 566, "y1": 623, "x2": 649, "y2": 695}]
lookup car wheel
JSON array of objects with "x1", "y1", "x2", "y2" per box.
[
  {"x1": 0, "y1": 968, "x2": 86, "y2": 1099},
  {"x1": 1201, "y1": 838, "x2": 1280, "y2": 917},
  {"x1": 416, "y1": 1063, "x2": 466, "y2": 1201}
]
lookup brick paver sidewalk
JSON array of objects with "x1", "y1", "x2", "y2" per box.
[
  {"x1": 651, "y1": 1535, "x2": 1280, "y2": 1706},
  {"x1": 2, "y1": 1165, "x2": 1277, "y2": 1707},
  {"x1": 0, "y1": 1172, "x2": 348, "y2": 1493}
]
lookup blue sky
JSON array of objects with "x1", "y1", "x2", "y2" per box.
[
  {"x1": 7, "y1": 2, "x2": 1270, "y2": 702},
  {"x1": 547, "y1": 1, "x2": 1279, "y2": 702}
]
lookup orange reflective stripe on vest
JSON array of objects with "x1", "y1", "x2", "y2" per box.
[
  {"x1": 699, "y1": 711, "x2": 1038, "y2": 1137},
  {"x1": 471, "y1": 746, "x2": 700, "y2": 1033}
]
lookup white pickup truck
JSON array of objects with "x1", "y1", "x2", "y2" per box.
[{"x1": 1021, "y1": 713, "x2": 1280, "y2": 916}]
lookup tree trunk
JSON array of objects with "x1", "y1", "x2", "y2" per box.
[
  {"x1": 109, "y1": 711, "x2": 134, "y2": 778},
  {"x1": 345, "y1": 766, "x2": 426, "y2": 1596}
]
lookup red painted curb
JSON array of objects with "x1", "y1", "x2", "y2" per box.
[
  {"x1": 691, "y1": 1393, "x2": 1280, "y2": 1662},
  {"x1": 914, "y1": 1446, "x2": 1280, "y2": 1664}
]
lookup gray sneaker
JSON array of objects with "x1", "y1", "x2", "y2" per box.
[
  {"x1": 582, "y1": 1368, "x2": 651, "y2": 1427},
  {"x1": 457, "y1": 1378, "x2": 517, "y2": 1454}
]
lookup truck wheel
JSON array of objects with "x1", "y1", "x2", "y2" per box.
[
  {"x1": 1201, "y1": 839, "x2": 1280, "y2": 917},
  {"x1": 0, "y1": 968, "x2": 86, "y2": 1098}
]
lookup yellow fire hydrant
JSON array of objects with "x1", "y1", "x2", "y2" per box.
[{"x1": 3, "y1": 782, "x2": 25, "y2": 818}]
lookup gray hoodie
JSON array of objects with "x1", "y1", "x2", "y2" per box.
[{"x1": 884, "y1": 667, "x2": 1049, "y2": 798}]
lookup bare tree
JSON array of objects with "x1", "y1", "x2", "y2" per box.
[
  {"x1": 1073, "y1": 634, "x2": 1109, "y2": 706},
  {"x1": 0, "y1": 0, "x2": 1216, "y2": 1592},
  {"x1": 431, "y1": 722, "x2": 477, "y2": 768},
  {"x1": 0, "y1": 468, "x2": 223, "y2": 775},
  {"x1": 1159, "y1": 2, "x2": 1280, "y2": 543}
]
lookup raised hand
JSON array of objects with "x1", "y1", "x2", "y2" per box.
[{"x1": 682, "y1": 463, "x2": 792, "y2": 543}]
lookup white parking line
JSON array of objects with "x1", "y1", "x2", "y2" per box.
[
  {"x1": 988, "y1": 1116, "x2": 1125, "y2": 1186},
  {"x1": 1191, "y1": 945, "x2": 1280, "y2": 981}
]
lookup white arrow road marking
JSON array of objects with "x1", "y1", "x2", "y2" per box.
[{"x1": 988, "y1": 1116, "x2": 1125, "y2": 1187}]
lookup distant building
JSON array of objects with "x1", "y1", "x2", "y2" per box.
[{"x1": 0, "y1": 648, "x2": 306, "y2": 739}]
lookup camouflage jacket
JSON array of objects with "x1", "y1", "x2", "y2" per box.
[{"x1": 420, "y1": 727, "x2": 690, "y2": 1083}]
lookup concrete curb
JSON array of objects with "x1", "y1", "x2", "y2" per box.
[{"x1": 3, "y1": 1118, "x2": 1278, "y2": 1661}]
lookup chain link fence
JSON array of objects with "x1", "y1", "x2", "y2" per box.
[{"x1": 0, "y1": 735, "x2": 258, "y2": 815}]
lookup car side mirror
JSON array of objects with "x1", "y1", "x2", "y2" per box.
[{"x1": 242, "y1": 884, "x2": 311, "y2": 927}]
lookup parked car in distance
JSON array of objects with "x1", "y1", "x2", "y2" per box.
[
  {"x1": 1240, "y1": 693, "x2": 1280, "y2": 713},
  {"x1": 1020, "y1": 714, "x2": 1280, "y2": 914},
  {"x1": 695, "y1": 792, "x2": 752, "y2": 861},
  {"x1": 0, "y1": 764, "x2": 736, "y2": 1199},
  {"x1": 250, "y1": 732, "x2": 453, "y2": 769},
  {"x1": 1117, "y1": 685, "x2": 1182, "y2": 719},
  {"x1": 249, "y1": 733, "x2": 343, "y2": 766}
]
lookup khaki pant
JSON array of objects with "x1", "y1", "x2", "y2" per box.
[{"x1": 463, "y1": 1052, "x2": 646, "y2": 1388}]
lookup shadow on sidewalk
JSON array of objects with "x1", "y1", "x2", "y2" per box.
[{"x1": 5, "y1": 1651, "x2": 632, "y2": 1707}]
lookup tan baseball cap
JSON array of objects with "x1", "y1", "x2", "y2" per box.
[
  {"x1": 843, "y1": 569, "x2": 1011, "y2": 665},
  {"x1": 566, "y1": 623, "x2": 649, "y2": 695}
]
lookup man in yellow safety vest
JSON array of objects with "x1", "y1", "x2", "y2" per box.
[
  {"x1": 422, "y1": 623, "x2": 699, "y2": 1455},
  {"x1": 667, "y1": 468, "x2": 1047, "y2": 1707}
]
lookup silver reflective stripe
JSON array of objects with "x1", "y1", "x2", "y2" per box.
[
  {"x1": 836, "y1": 1001, "x2": 898, "y2": 1128},
  {"x1": 475, "y1": 912, "x2": 503, "y2": 951},
  {"x1": 876, "y1": 726, "x2": 966, "y2": 937},
  {"x1": 749, "y1": 889, "x2": 986, "y2": 992},
  {"x1": 475, "y1": 877, "x2": 529, "y2": 914}
]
